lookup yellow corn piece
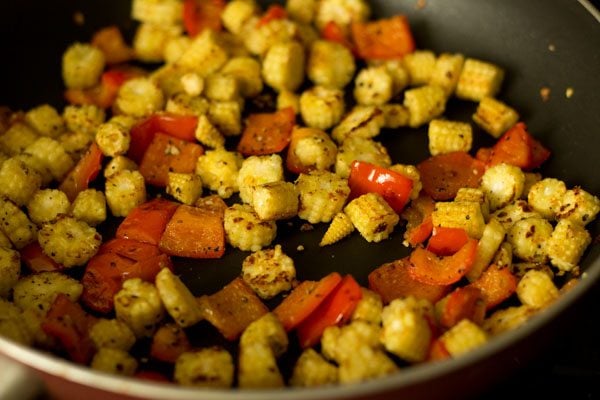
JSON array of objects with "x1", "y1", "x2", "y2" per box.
[{"x1": 320, "y1": 212, "x2": 354, "y2": 246}]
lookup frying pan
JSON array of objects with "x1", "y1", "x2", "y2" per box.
[{"x1": 0, "y1": 0, "x2": 598, "y2": 399}]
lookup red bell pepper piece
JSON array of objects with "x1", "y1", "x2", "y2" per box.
[
  {"x1": 437, "y1": 286, "x2": 486, "y2": 329},
  {"x1": 403, "y1": 195, "x2": 436, "y2": 246},
  {"x1": 98, "y1": 238, "x2": 162, "y2": 260},
  {"x1": 183, "y1": 0, "x2": 225, "y2": 37},
  {"x1": 427, "y1": 227, "x2": 469, "y2": 256},
  {"x1": 368, "y1": 258, "x2": 449, "y2": 304},
  {"x1": 296, "y1": 275, "x2": 362, "y2": 348},
  {"x1": 128, "y1": 113, "x2": 199, "y2": 163},
  {"x1": 321, "y1": 21, "x2": 356, "y2": 54},
  {"x1": 20, "y1": 242, "x2": 64, "y2": 272},
  {"x1": 64, "y1": 67, "x2": 142, "y2": 109},
  {"x1": 150, "y1": 324, "x2": 192, "y2": 363},
  {"x1": 273, "y1": 272, "x2": 343, "y2": 331},
  {"x1": 116, "y1": 198, "x2": 179, "y2": 245},
  {"x1": 351, "y1": 15, "x2": 415, "y2": 60},
  {"x1": 408, "y1": 239, "x2": 478, "y2": 286},
  {"x1": 469, "y1": 264, "x2": 518, "y2": 310},
  {"x1": 41, "y1": 294, "x2": 96, "y2": 364},
  {"x1": 417, "y1": 151, "x2": 486, "y2": 201},
  {"x1": 488, "y1": 122, "x2": 551, "y2": 170},
  {"x1": 59, "y1": 142, "x2": 103, "y2": 202},
  {"x1": 91, "y1": 26, "x2": 134, "y2": 65},
  {"x1": 428, "y1": 338, "x2": 451, "y2": 361},
  {"x1": 348, "y1": 160, "x2": 414, "y2": 213},
  {"x1": 237, "y1": 107, "x2": 296, "y2": 156},
  {"x1": 405, "y1": 215, "x2": 434, "y2": 247},
  {"x1": 257, "y1": 4, "x2": 288, "y2": 26}
]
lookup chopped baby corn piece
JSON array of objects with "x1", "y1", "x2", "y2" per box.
[
  {"x1": 0, "y1": 230, "x2": 11, "y2": 249},
  {"x1": 380, "y1": 297, "x2": 433, "y2": 362},
  {"x1": 115, "y1": 77, "x2": 164, "y2": 117},
  {"x1": 403, "y1": 50, "x2": 436, "y2": 86},
  {"x1": 24, "y1": 137, "x2": 74, "y2": 182},
  {"x1": 164, "y1": 36, "x2": 193, "y2": 65},
  {"x1": 175, "y1": 348, "x2": 234, "y2": 388},
  {"x1": 38, "y1": 216, "x2": 101, "y2": 268},
  {"x1": 455, "y1": 187, "x2": 489, "y2": 220},
  {"x1": 545, "y1": 219, "x2": 591, "y2": 274},
  {"x1": 0, "y1": 197, "x2": 37, "y2": 249},
  {"x1": 288, "y1": 126, "x2": 337, "y2": 172},
  {"x1": 0, "y1": 158, "x2": 42, "y2": 206},
  {"x1": 0, "y1": 247, "x2": 20, "y2": 298},
  {"x1": 237, "y1": 154, "x2": 284, "y2": 204},
  {"x1": 224, "y1": 204, "x2": 277, "y2": 251},
  {"x1": 507, "y1": 217, "x2": 553, "y2": 263},
  {"x1": 296, "y1": 170, "x2": 350, "y2": 224},
  {"x1": 221, "y1": 57, "x2": 264, "y2": 98},
  {"x1": 252, "y1": 181, "x2": 299, "y2": 221},
  {"x1": 512, "y1": 262, "x2": 554, "y2": 280},
  {"x1": 105, "y1": 169, "x2": 147, "y2": 217},
  {"x1": 389, "y1": 164, "x2": 422, "y2": 200},
  {"x1": 351, "y1": 288, "x2": 383, "y2": 325},
  {"x1": 354, "y1": 66, "x2": 394, "y2": 106},
  {"x1": 483, "y1": 305, "x2": 535, "y2": 336},
  {"x1": 222, "y1": 0, "x2": 258, "y2": 35},
  {"x1": 427, "y1": 119, "x2": 473, "y2": 156},
  {"x1": 516, "y1": 269, "x2": 559, "y2": 309},
  {"x1": 131, "y1": 0, "x2": 183, "y2": 25},
  {"x1": 380, "y1": 103, "x2": 410, "y2": 128},
  {"x1": 308, "y1": 40, "x2": 356, "y2": 89},
  {"x1": 492, "y1": 242, "x2": 513, "y2": 269},
  {"x1": 527, "y1": 178, "x2": 567, "y2": 220},
  {"x1": 556, "y1": 187, "x2": 600, "y2": 226},
  {"x1": 25, "y1": 104, "x2": 65, "y2": 138},
  {"x1": 277, "y1": 90, "x2": 300, "y2": 113},
  {"x1": 59, "y1": 130, "x2": 95, "y2": 159},
  {"x1": 440, "y1": 319, "x2": 488, "y2": 357},
  {"x1": 466, "y1": 218, "x2": 506, "y2": 282},
  {"x1": 179, "y1": 72, "x2": 204, "y2": 97},
  {"x1": 91, "y1": 348, "x2": 138, "y2": 376},
  {"x1": 320, "y1": 212, "x2": 354, "y2": 247},
  {"x1": 314, "y1": 0, "x2": 371, "y2": 32},
  {"x1": 491, "y1": 200, "x2": 540, "y2": 231},
  {"x1": 403, "y1": 85, "x2": 446, "y2": 128},
  {"x1": 115, "y1": 278, "x2": 165, "y2": 338},
  {"x1": 208, "y1": 100, "x2": 242, "y2": 136},
  {"x1": 12, "y1": 153, "x2": 52, "y2": 187},
  {"x1": 378, "y1": 60, "x2": 409, "y2": 95},
  {"x1": 195, "y1": 148, "x2": 243, "y2": 199},
  {"x1": 194, "y1": 114, "x2": 225, "y2": 149},
  {"x1": 331, "y1": 106, "x2": 384, "y2": 144},
  {"x1": 431, "y1": 201, "x2": 486, "y2": 239},
  {"x1": 165, "y1": 93, "x2": 210, "y2": 116},
  {"x1": 0, "y1": 122, "x2": 38, "y2": 156},
  {"x1": 472, "y1": 97, "x2": 519, "y2": 138},
  {"x1": 155, "y1": 268, "x2": 203, "y2": 328},
  {"x1": 335, "y1": 136, "x2": 391, "y2": 178},
  {"x1": 344, "y1": 193, "x2": 399, "y2": 243},
  {"x1": 104, "y1": 156, "x2": 138, "y2": 179},
  {"x1": 481, "y1": 163, "x2": 525, "y2": 211},
  {"x1": 89, "y1": 319, "x2": 136, "y2": 351},
  {"x1": 133, "y1": 22, "x2": 181, "y2": 63},
  {"x1": 455, "y1": 58, "x2": 504, "y2": 102},
  {"x1": 176, "y1": 30, "x2": 229, "y2": 77},
  {"x1": 299, "y1": 86, "x2": 345, "y2": 130},
  {"x1": 204, "y1": 73, "x2": 240, "y2": 102},
  {"x1": 12, "y1": 271, "x2": 83, "y2": 313},
  {"x1": 95, "y1": 116, "x2": 136, "y2": 157},
  {"x1": 290, "y1": 348, "x2": 338, "y2": 387},
  {"x1": 166, "y1": 172, "x2": 203, "y2": 205},
  {"x1": 27, "y1": 189, "x2": 70, "y2": 225},
  {"x1": 262, "y1": 40, "x2": 306, "y2": 92},
  {"x1": 62, "y1": 104, "x2": 106, "y2": 136},
  {"x1": 62, "y1": 42, "x2": 106, "y2": 89},
  {"x1": 241, "y1": 245, "x2": 296, "y2": 299},
  {"x1": 70, "y1": 189, "x2": 107, "y2": 226},
  {"x1": 429, "y1": 53, "x2": 465, "y2": 97},
  {"x1": 0, "y1": 299, "x2": 33, "y2": 346}
]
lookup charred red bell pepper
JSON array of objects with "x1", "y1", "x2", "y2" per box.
[
  {"x1": 351, "y1": 15, "x2": 415, "y2": 60},
  {"x1": 64, "y1": 67, "x2": 142, "y2": 109},
  {"x1": 437, "y1": 286, "x2": 486, "y2": 329},
  {"x1": 183, "y1": 0, "x2": 225, "y2": 37},
  {"x1": 469, "y1": 264, "x2": 518, "y2": 310},
  {"x1": 257, "y1": 4, "x2": 287, "y2": 26},
  {"x1": 408, "y1": 239, "x2": 478, "y2": 286},
  {"x1": 116, "y1": 198, "x2": 179, "y2": 245},
  {"x1": 237, "y1": 107, "x2": 296, "y2": 156},
  {"x1": 487, "y1": 122, "x2": 551, "y2": 170},
  {"x1": 321, "y1": 21, "x2": 356, "y2": 54},
  {"x1": 427, "y1": 227, "x2": 469, "y2": 256},
  {"x1": 59, "y1": 142, "x2": 103, "y2": 202},
  {"x1": 128, "y1": 113, "x2": 199, "y2": 163},
  {"x1": 150, "y1": 324, "x2": 192, "y2": 363},
  {"x1": 20, "y1": 242, "x2": 64, "y2": 272},
  {"x1": 348, "y1": 160, "x2": 414, "y2": 213},
  {"x1": 41, "y1": 294, "x2": 96, "y2": 364},
  {"x1": 296, "y1": 275, "x2": 362, "y2": 348}
]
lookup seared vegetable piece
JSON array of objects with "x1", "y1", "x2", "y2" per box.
[
  {"x1": 299, "y1": 86, "x2": 345, "y2": 130},
  {"x1": 62, "y1": 43, "x2": 106, "y2": 90},
  {"x1": 481, "y1": 163, "x2": 525, "y2": 211},
  {"x1": 71, "y1": 189, "x2": 107, "y2": 227},
  {"x1": 13, "y1": 271, "x2": 83, "y2": 314},
  {"x1": 175, "y1": 347, "x2": 234, "y2": 388},
  {"x1": 438, "y1": 319, "x2": 488, "y2": 357},
  {"x1": 455, "y1": 58, "x2": 504, "y2": 102},
  {"x1": 429, "y1": 52, "x2": 465, "y2": 96},
  {"x1": 150, "y1": 323, "x2": 192, "y2": 363},
  {"x1": 320, "y1": 212, "x2": 354, "y2": 247},
  {"x1": 469, "y1": 264, "x2": 517, "y2": 310},
  {"x1": 59, "y1": 142, "x2": 103, "y2": 202},
  {"x1": 195, "y1": 148, "x2": 243, "y2": 199},
  {"x1": 487, "y1": 122, "x2": 550, "y2": 170},
  {"x1": 465, "y1": 218, "x2": 506, "y2": 281},
  {"x1": 242, "y1": 245, "x2": 296, "y2": 300},
  {"x1": 238, "y1": 313, "x2": 288, "y2": 388},
  {"x1": 332, "y1": 106, "x2": 384, "y2": 144},
  {"x1": 27, "y1": 189, "x2": 70, "y2": 225},
  {"x1": 91, "y1": 348, "x2": 138, "y2": 376},
  {"x1": 224, "y1": 204, "x2": 277, "y2": 251},
  {"x1": 545, "y1": 219, "x2": 592, "y2": 274},
  {"x1": 427, "y1": 119, "x2": 473, "y2": 156},
  {"x1": 351, "y1": 15, "x2": 414, "y2": 60},
  {"x1": 0, "y1": 158, "x2": 42, "y2": 206},
  {"x1": 0, "y1": 299, "x2": 32, "y2": 345},
  {"x1": 89, "y1": 318, "x2": 136, "y2": 351},
  {"x1": 307, "y1": 40, "x2": 355, "y2": 89},
  {"x1": 290, "y1": 348, "x2": 338, "y2": 387},
  {"x1": 166, "y1": 172, "x2": 203, "y2": 205},
  {"x1": 252, "y1": 181, "x2": 299, "y2": 221},
  {"x1": 408, "y1": 239, "x2": 478, "y2": 286},
  {"x1": 155, "y1": 268, "x2": 203, "y2": 327},
  {"x1": 0, "y1": 197, "x2": 38, "y2": 249},
  {"x1": 431, "y1": 201, "x2": 486, "y2": 240},
  {"x1": 0, "y1": 247, "x2": 20, "y2": 298},
  {"x1": 237, "y1": 108, "x2": 295, "y2": 156},
  {"x1": 197, "y1": 277, "x2": 269, "y2": 341},
  {"x1": 526, "y1": 178, "x2": 567, "y2": 220},
  {"x1": 472, "y1": 97, "x2": 519, "y2": 138},
  {"x1": 105, "y1": 170, "x2": 147, "y2": 217},
  {"x1": 237, "y1": 154, "x2": 284, "y2": 204},
  {"x1": 296, "y1": 170, "x2": 350, "y2": 224},
  {"x1": 556, "y1": 187, "x2": 600, "y2": 226},
  {"x1": 117, "y1": 198, "x2": 178, "y2": 245},
  {"x1": 403, "y1": 85, "x2": 446, "y2": 128},
  {"x1": 345, "y1": 193, "x2": 399, "y2": 243},
  {"x1": 335, "y1": 136, "x2": 391, "y2": 179},
  {"x1": 38, "y1": 216, "x2": 101, "y2": 268},
  {"x1": 262, "y1": 41, "x2": 305, "y2": 92},
  {"x1": 114, "y1": 278, "x2": 165, "y2": 338}
]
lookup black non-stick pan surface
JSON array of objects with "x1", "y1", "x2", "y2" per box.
[{"x1": 0, "y1": 0, "x2": 598, "y2": 399}]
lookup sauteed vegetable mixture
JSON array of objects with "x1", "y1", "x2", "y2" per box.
[{"x1": 0, "y1": 0, "x2": 598, "y2": 388}]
